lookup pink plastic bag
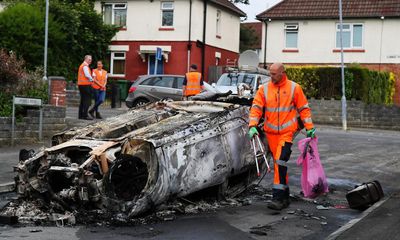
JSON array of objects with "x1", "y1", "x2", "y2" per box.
[{"x1": 297, "y1": 137, "x2": 329, "y2": 198}]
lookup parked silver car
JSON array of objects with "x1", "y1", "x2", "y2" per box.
[
  {"x1": 213, "y1": 72, "x2": 270, "y2": 96},
  {"x1": 126, "y1": 75, "x2": 217, "y2": 108}
]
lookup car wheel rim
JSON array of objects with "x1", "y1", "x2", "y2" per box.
[{"x1": 137, "y1": 101, "x2": 147, "y2": 106}]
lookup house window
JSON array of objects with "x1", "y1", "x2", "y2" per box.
[
  {"x1": 216, "y1": 10, "x2": 221, "y2": 37},
  {"x1": 336, "y1": 23, "x2": 363, "y2": 48},
  {"x1": 285, "y1": 23, "x2": 298, "y2": 48},
  {"x1": 103, "y1": 3, "x2": 127, "y2": 28},
  {"x1": 110, "y1": 52, "x2": 126, "y2": 76},
  {"x1": 161, "y1": 1, "x2": 174, "y2": 27}
]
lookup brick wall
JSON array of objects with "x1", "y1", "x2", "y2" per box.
[
  {"x1": 309, "y1": 99, "x2": 400, "y2": 130},
  {"x1": 66, "y1": 90, "x2": 80, "y2": 107},
  {"x1": 49, "y1": 76, "x2": 67, "y2": 106},
  {"x1": 0, "y1": 105, "x2": 67, "y2": 146}
]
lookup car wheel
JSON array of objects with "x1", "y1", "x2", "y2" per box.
[
  {"x1": 160, "y1": 97, "x2": 174, "y2": 102},
  {"x1": 133, "y1": 98, "x2": 149, "y2": 107},
  {"x1": 126, "y1": 101, "x2": 134, "y2": 108}
]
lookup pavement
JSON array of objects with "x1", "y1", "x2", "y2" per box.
[
  {"x1": 0, "y1": 112, "x2": 400, "y2": 239},
  {"x1": 65, "y1": 104, "x2": 129, "y2": 129},
  {"x1": 334, "y1": 192, "x2": 400, "y2": 240}
]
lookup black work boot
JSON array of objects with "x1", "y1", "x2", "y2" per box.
[
  {"x1": 96, "y1": 111, "x2": 102, "y2": 119},
  {"x1": 268, "y1": 188, "x2": 290, "y2": 210},
  {"x1": 267, "y1": 199, "x2": 289, "y2": 210},
  {"x1": 88, "y1": 109, "x2": 95, "y2": 119}
]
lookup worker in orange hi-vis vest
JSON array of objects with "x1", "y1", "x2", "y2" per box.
[
  {"x1": 77, "y1": 55, "x2": 94, "y2": 120},
  {"x1": 89, "y1": 60, "x2": 108, "y2": 119},
  {"x1": 182, "y1": 64, "x2": 204, "y2": 100},
  {"x1": 248, "y1": 63, "x2": 316, "y2": 211}
]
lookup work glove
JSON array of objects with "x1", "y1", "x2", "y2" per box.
[
  {"x1": 306, "y1": 128, "x2": 316, "y2": 138},
  {"x1": 248, "y1": 127, "x2": 259, "y2": 139}
]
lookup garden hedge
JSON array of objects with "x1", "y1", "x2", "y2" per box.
[{"x1": 285, "y1": 66, "x2": 396, "y2": 105}]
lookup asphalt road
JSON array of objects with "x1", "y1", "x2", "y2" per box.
[{"x1": 0, "y1": 126, "x2": 399, "y2": 239}]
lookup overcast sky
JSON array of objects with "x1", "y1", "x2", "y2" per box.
[{"x1": 236, "y1": 0, "x2": 282, "y2": 22}]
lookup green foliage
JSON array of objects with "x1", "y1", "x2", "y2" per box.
[
  {"x1": 48, "y1": 0, "x2": 118, "y2": 81},
  {"x1": 344, "y1": 70, "x2": 354, "y2": 99},
  {"x1": 18, "y1": 67, "x2": 49, "y2": 103},
  {"x1": 387, "y1": 73, "x2": 396, "y2": 105},
  {"x1": 0, "y1": 0, "x2": 118, "y2": 82},
  {"x1": 0, "y1": 92, "x2": 13, "y2": 117},
  {"x1": 240, "y1": 24, "x2": 259, "y2": 52},
  {"x1": 285, "y1": 66, "x2": 396, "y2": 105},
  {"x1": 0, "y1": 2, "x2": 66, "y2": 70}
]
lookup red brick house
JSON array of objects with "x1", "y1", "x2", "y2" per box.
[{"x1": 94, "y1": 0, "x2": 246, "y2": 82}]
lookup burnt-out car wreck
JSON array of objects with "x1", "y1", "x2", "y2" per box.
[{"x1": 12, "y1": 101, "x2": 269, "y2": 220}]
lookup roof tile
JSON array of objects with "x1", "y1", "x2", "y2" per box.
[
  {"x1": 257, "y1": 0, "x2": 400, "y2": 20},
  {"x1": 211, "y1": 0, "x2": 246, "y2": 17}
]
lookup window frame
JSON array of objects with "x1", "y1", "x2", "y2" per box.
[
  {"x1": 103, "y1": 2, "x2": 127, "y2": 28},
  {"x1": 161, "y1": 1, "x2": 174, "y2": 27},
  {"x1": 110, "y1": 52, "x2": 126, "y2": 77},
  {"x1": 216, "y1": 10, "x2": 222, "y2": 37},
  {"x1": 335, "y1": 23, "x2": 364, "y2": 49},
  {"x1": 284, "y1": 23, "x2": 299, "y2": 49}
]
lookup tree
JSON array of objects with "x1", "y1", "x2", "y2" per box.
[
  {"x1": 48, "y1": 0, "x2": 118, "y2": 81},
  {"x1": 0, "y1": 0, "x2": 118, "y2": 82},
  {"x1": 0, "y1": 2, "x2": 66, "y2": 71},
  {"x1": 239, "y1": 25, "x2": 259, "y2": 52}
]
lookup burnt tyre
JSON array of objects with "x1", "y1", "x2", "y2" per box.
[
  {"x1": 106, "y1": 155, "x2": 149, "y2": 201},
  {"x1": 126, "y1": 101, "x2": 134, "y2": 108}
]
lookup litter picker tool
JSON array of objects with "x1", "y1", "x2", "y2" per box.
[{"x1": 251, "y1": 135, "x2": 271, "y2": 176}]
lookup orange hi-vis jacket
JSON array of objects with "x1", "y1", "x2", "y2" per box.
[
  {"x1": 92, "y1": 69, "x2": 107, "y2": 90},
  {"x1": 184, "y1": 72, "x2": 202, "y2": 96},
  {"x1": 249, "y1": 75, "x2": 314, "y2": 134},
  {"x1": 77, "y1": 62, "x2": 92, "y2": 86}
]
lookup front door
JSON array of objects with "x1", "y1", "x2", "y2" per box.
[{"x1": 148, "y1": 55, "x2": 164, "y2": 75}]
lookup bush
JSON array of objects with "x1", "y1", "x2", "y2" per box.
[
  {"x1": 0, "y1": 51, "x2": 48, "y2": 116},
  {"x1": 0, "y1": 49, "x2": 26, "y2": 88},
  {"x1": 286, "y1": 66, "x2": 396, "y2": 105},
  {"x1": 0, "y1": 92, "x2": 13, "y2": 117}
]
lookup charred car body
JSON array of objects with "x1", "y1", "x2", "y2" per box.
[{"x1": 15, "y1": 101, "x2": 269, "y2": 218}]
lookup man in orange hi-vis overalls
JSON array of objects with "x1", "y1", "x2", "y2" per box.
[
  {"x1": 182, "y1": 64, "x2": 204, "y2": 99},
  {"x1": 248, "y1": 63, "x2": 316, "y2": 210}
]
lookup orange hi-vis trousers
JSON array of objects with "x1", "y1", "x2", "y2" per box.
[{"x1": 266, "y1": 131, "x2": 294, "y2": 200}]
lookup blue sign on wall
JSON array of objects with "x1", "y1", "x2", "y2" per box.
[{"x1": 156, "y1": 47, "x2": 162, "y2": 61}]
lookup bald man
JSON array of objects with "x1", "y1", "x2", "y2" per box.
[{"x1": 248, "y1": 63, "x2": 316, "y2": 210}]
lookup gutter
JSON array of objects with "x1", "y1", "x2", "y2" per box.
[
  {"x1": 187, "y1": 0, "x2": 193, "y2": 72},
  {"x1": 263, "y1": 20, "x2": 268, "y2": 69},
  {"x1": 201, "y1": 0, "x2": 207, "y2": 79}
]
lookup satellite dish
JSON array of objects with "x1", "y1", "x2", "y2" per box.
[{"x1": 238, "y1": 50, "x2": 259, "y2": 68}]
